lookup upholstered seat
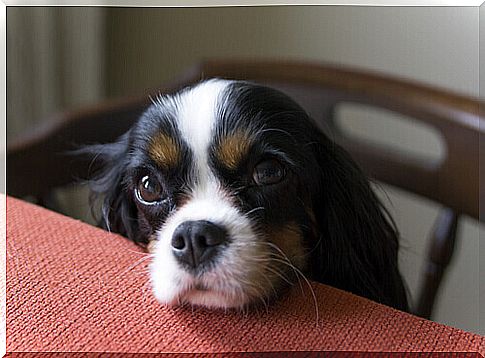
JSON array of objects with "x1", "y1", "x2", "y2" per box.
[{"x1": 6, "y1": 196, "x2": 484, "y2": 355}]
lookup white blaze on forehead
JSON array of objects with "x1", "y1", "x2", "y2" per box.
[{"x1": 175, "y1": 79, "x2": 232, "y2": 184}]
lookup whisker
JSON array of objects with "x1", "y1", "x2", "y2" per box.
[
  {"x1": 125, "y1": 248, "x2": 150, "y2": 255},
  {"x1": 292, "y1": 266, "x2": 319, "y2": 325},
  {"x1": 118, "y1": 255, "x2": 154, "y2": 278},
  {"x1": 264, "y1": 252, "x2": 305, "y2": 295},
  {"x1": 260, "y1": 242, "x2": 319, "y2": 325},
  {"x1": 262, "y1": 255, "x2": 305, "y2": 296},
  {"x1": 245, "y1": 206, "x2": 265, "y2": 217},
  {"x1": 141, "y1": 278, "x2": 153, "y2": 302},
  {"x1": 303, "y1": 235, "x2": 324, "y2": 258},
  {"x1": 260, "y1": 263, "x2": 294, "y2": 287},
  {"x1": 259, "y1": 275, "x2": 277, "y2": 308}
]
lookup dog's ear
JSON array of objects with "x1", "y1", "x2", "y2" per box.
[
  {"x1": 308, "y1": 130, "x2": 409, "y2": 311},
  {"x1": 79, "y1": 132, "x2": 142, "y2": 245}
]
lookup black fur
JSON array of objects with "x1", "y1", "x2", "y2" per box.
[
  {"x1": 81, "y1": 134, "x2": 140, "y2": 241},
  {"x1": 309, "y1": 130, "x2": 408, "y2": 311}
]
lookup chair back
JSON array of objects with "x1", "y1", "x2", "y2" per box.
[{"x1": 7, "y1": 59, "x2": 484, "y2": 318}]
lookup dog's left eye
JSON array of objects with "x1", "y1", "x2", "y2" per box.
[
  {"x1": 253, "y1": 159, "x2": 285, "y2": 186},
  {"x1": 135, "y1": 175, "x2": 163, "y2": 204}
]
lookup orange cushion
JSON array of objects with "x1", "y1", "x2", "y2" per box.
[{"x1": 6, "y1": 196, "x2": 485, "y2": 354}]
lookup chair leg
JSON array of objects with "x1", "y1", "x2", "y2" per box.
[{"x1": 414, "y1": 208, "x2": 459, "y2": 319}]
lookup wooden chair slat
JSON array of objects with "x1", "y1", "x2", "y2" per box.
[{"x1": 7, "y1": 60, "x2": 484, "y2": 318}]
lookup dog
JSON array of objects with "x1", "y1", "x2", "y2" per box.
[{"x1": 84, "y1": 79, "x2": 409, "y2": 312}]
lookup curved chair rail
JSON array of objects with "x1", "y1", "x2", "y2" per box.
[{"x1": 7, "y1": 59, "x2": 484, "y2": 319}]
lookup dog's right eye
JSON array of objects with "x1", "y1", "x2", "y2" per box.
[{"x1": 136, "y1": 175, "x2": 163, "y2": 204}]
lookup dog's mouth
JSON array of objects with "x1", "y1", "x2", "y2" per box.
[
  {"x1": 193, "y1": 282, "x2": 209, "y2": 291},
  {"x1": 157, "y1": 260, "x2": 300, "y2": 311},
  {"x1": 171, "y1": 279, "x2": 252, "y2": 309}
]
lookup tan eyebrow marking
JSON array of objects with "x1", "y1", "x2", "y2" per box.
[
  {"x1": 148, "y1": 132, "x2": 180, "y2": 168},
  {"x1": 216, "y1": 131, "x2": 253, "y2": 170}
]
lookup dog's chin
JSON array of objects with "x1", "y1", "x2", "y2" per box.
[
  {"x1": 181, "y1": 288, "x2": 249, "y2": 309},
  {"x1": 153, "y1": 282, "x2": 254, "y2": 310}
]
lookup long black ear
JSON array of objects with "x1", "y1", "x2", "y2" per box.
[
  {"x1": 78, "y1": 132, "x2": 141, "y2": 244},
  {"x1": 309, "y1": 131, "x2": 409, "y2": 311}
]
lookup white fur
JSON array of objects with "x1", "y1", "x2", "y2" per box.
[
  {"x1": 176, "y1": 79, "x2": 231, "y2": 184},
  {"x1": 150, "y1": 80, "x2": 270, "y2": 309},
  {"x1": 150, "y1": 194, "x2": 263, "y2": 308}
]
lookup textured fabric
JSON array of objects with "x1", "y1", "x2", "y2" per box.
[
  {"x1": 1, "y1": 194, "x2": 6, "y2": 355},
  {"x1": 6, "y1": 196, "x2": 485, "y2": 354}
]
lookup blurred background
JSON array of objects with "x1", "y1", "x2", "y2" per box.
[{"x1": 6, "y1": 6, "x2": 484, "y2": 334}]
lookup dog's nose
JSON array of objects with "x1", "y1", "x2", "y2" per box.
[{"x1": 171, "y1": 220, "x2": 228, "y2": 270}]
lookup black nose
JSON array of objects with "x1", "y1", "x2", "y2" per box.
[{"x1": 171, "y1": 220, "x2": 228, "y2": 270}]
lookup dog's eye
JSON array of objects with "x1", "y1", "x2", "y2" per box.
[
  {"x1": 253, "y1": 159, "x2": 285, "y2": 186},
  {"x1": 136, "y1": 175, "x2": 163, "y2": 204}
]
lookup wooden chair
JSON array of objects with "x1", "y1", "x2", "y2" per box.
[{"x1": 7, "y1": 59, "x2": 484, "y2": 319}]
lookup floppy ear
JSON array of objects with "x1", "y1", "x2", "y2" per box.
[
  {"x1": 308, "y1": 131, "x2": 409, "y2": 311},
  {"x1": 79, "y1": 132, "x2": 143, "y2": 245}
]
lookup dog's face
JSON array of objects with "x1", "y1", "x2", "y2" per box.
[
  {"x1": 87, "y1": 79, "x2": 409, "y2": 312},
  {"x1": 125, "y1": 80, "x2": 321, "y2": 308}
]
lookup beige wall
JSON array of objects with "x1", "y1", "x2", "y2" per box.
[
  {"x1": 105, "y1": 6, "x2": 483, "y2": 334},
  {"x1": 106, "y1": 7, "x2": 479, "y2": 97}
]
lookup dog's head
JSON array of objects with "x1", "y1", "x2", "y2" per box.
[{"x1": 86, "y1": 79, "x2": 408, "y2": 311}]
